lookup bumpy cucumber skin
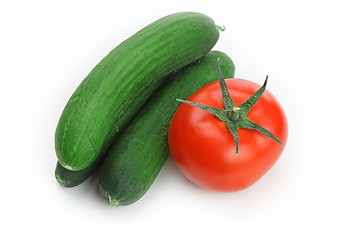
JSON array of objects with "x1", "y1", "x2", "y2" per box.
[
  {"x1": 98, "y1": 51, "x2": 235, "y2": 206},
  {"x1": 55, "y1": 12, "x2": 220, "y2": 171}
]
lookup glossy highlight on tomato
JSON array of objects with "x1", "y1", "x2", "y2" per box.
[{"x1": 168, "y1": 78, "x2": 288, "y2": 192}]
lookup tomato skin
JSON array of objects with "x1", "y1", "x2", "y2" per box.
[{"x1": 168, "y1": 79, "x2": 288, "y2": 192}]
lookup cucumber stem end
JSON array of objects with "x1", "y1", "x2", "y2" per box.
[
  {"x1": 215, "y1": 25, "x2": 226, "y2": 32},
  {"x1": 108, "y1": 196, "x2": 120, "y2": 207}
]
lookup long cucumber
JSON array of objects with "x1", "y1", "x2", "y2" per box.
[
  {"x1": 98, "y1": 51, "x2": 235, "y2": 206},
  {"x1": 55, "y1": 12, "x2": 220, "y2": 171}
]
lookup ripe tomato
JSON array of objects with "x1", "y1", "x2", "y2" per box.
[{"x1": 168, "y1": 78, "x2": 288, "y2": 192}]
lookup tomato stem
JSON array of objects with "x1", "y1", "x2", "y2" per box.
[
  {"x1": 228, "y1": 107, "x2": 240, "y2": 121},
  {"x1": 177, "y1": 59, "x2": 281, "y2": 154}
]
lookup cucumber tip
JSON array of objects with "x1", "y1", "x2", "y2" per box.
[
  {"x1": 55, "y1": 175, "x2": 66, "y2": 187},
  {"x1": 108, "y1": 196, "x2": 120, "y2": 207}
]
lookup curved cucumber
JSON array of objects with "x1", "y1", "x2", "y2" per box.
[
  {"x1": 55, "y1": 12, "x2": 220, "y2": 171},
  {"x1": 98, "y1": 51, "x2": 235, "y2": 206}
]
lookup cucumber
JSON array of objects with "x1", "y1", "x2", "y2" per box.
[
  {"x1": 55, "y1": 162, "x2": 98, "y2": 187},
  {"x1": 55, "y1": 12, "x2": 220, "y2": 171},
  {"x1": 98, "y1": 51, "x2": 235, "y2": 206}
]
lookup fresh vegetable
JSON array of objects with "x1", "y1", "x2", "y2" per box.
[
  {"x1": 168, "y1": 61, "x2": 288, "y2": 192},
  {"x1": 98, "y1": 51, "x2": 235, "y2": 206},
  {"x1": 55, "y1": 162, "x2": 98, "y2": 187},
  {"x1": 55, "y1": 12, "x2": 220, "y2": 171}
]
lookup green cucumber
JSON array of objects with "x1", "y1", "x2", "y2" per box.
[
  {"x1": 55, "y1": 162, "x2": 98, "y2": 187},
  {"x1": 55, "y1": 12, "x2": 220, "y2": 171},
  {"x1": 98, "y1": 51, "x2": 235, "y2": 206}
]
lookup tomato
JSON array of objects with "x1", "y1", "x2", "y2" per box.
[{"x1": 168, "y1": 77, "x2": 288, "y2": 192}]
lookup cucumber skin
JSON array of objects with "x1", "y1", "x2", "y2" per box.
[
  {"x1": 98, "y1": 51, "x2": 235, "y2": 206},
  {"x1": 55, "y1": 12, "x2": 220, "y2": 171}
]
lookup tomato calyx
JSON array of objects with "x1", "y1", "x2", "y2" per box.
[{"x1": 177, "y1": 59, "x2": 282, "y2": 154}]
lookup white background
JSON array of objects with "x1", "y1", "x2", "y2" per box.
[{"x1": 1, "y1": 0, "x2": 359, "y2": 239}]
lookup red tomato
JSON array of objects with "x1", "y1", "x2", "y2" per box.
[{"x1": 168, "y1": 78, "x2": 288, "y2": 192}]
